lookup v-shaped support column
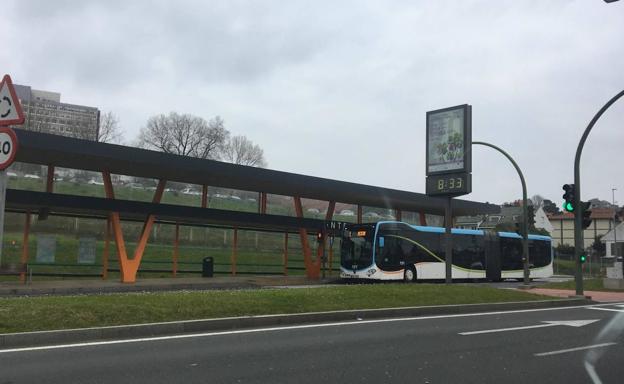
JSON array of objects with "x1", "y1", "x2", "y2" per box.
[
  {"x1": 293, "y1": 196, "x2": 320, "y2": 279},
  {"x1": 102, "y1": 171, "x2": 166, "y2": 283}
]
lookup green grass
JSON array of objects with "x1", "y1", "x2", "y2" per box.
[
  {"x1": 536, "y1": 278, "x2": 624, "y2": 292},
  {"x1": 0, "y1": 284, "x2": 553, "y2": 334},
  {"x1": 554, "y1": 259, "x2": 604, "y2": 278}
]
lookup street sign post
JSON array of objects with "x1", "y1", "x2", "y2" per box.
[
  {"x1": 0, "y1": 128, "x2": 19, "y2": 266},
  {"x1": 0, "y1": 74, "x2": 24, "y2": 266},
  {"x1": 425, "y1": 104, "x2": 472, "y2": 284}
]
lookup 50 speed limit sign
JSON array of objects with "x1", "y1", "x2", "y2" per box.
[{"x1": 0, "y1": 127, "x2": 18, "y2": 170}]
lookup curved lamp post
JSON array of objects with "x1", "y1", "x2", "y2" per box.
[
  {"x1": 573, "y1": 89, "x2": 624, "y2": 296},
  {"x1": 473, "y1": 141, "x2": 530, "y2": 286}
]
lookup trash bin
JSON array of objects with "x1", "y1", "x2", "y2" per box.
[{"x1": 202, "y1": 256, "x2": 214, "y2": 277}]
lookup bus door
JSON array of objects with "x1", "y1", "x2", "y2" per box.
[{"x1": 484, "y1": 231, "x2": 501, "y2": 281}]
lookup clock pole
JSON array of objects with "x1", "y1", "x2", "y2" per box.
[
  {"x1": 472, "y1": 141, "x2": 530, "y2": 286},
  {"x1": 445, "y1": 197, "x2": 453, "y2": 284}
]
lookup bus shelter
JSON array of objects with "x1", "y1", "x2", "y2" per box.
[{"x1": 5, "y1": 130, "x2": 499, "y2": 283}]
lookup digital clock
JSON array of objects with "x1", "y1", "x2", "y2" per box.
[{"x1": 425, "y1": 173, "x2": 471, "y2": 196}]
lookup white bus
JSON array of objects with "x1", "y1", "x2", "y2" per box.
[{"x1": 340, "y1": 221, "x2": 553, "y2": 282}]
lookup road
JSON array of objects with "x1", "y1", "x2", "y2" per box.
[{"x1": 1, "y1": 302, "x2": 623, "y2": 383}]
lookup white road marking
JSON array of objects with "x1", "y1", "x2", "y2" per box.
[
  {"x1": 535, "y1": 342, "x2": 617, "y2": 357},
  {"x1": 459, "y1": 319, "x2": 600, "y2": 336},
  {"x1": 587, "y1": 307, "x2": 624, "y2": 313},
  {"x1": 0, "y1": 302, "x2": 620, "y2": 354}
]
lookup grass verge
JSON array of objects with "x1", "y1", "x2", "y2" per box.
[
  {"x1": 536, "y1": 278, "x2": 624, "y2": 292},
  {"x1": 0, "y1": 284, "x2": 553, "y2": 334}
]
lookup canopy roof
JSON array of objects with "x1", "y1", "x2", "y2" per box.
[{"x1": 12, "y1": 130, "x2": 498, "y2": 217}]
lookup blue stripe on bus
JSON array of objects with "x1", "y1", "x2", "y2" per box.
[{"x1": 375, "y1": 221, "x2": 551, "y2": 241}]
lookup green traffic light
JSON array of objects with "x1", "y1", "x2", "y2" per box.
[
  {"x1": 580, "y1": 254, "x2": 587, "y2": 263},
  {"x1": 564, "y1": 201, "x2": 574, "y2": 212}
]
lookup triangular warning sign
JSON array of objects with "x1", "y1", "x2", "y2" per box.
[{"x1": 0, "y1": 74, "x2": 25, "y2": 126}]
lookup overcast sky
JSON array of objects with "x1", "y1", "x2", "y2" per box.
[{"x1": 2, "y1": 0, "x2": 623, "y2": 207}]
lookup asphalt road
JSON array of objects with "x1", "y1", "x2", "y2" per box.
[{"x1": 1, "y1": 302, "x2": 623, "y2": 384}]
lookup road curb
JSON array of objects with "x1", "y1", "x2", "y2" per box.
[{"x1": 0, "y1": 298, "x2": 593, "y2": 349}]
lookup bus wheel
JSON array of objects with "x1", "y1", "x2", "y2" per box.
[{"x1": 404, "y1": 267, "x2": 416, "y2": 283}]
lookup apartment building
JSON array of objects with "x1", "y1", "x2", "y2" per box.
[{"x1": 11, "y1": 84, "x2": 100, "y2": 140}]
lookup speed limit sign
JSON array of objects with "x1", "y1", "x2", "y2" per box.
[{"x1": 0, "y1": 127, "x2": 18, "y2": 170}]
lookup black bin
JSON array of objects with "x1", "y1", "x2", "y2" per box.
[{"x1": 202, "y1": 256, "x2": 214, "y2": 277}]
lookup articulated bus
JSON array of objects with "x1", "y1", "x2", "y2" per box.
[{"x1": 340, "y1": 221, "x2": 553, "y2": 282}]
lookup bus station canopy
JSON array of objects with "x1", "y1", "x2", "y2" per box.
[{"x1": 9, "y1": 130, "x2": 499, "y2": 226}]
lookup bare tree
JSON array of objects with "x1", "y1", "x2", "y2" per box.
[
  {"x1": 97, "y1": 111, "x2": 124, "y2": 143},
  {"x1": 222, "y1": 135, "x2": 267, "y2": 167},
  {"x1": 137, "y1": 112, "x2": 229, "y2": 159}
]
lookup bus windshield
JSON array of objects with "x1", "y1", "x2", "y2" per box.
[{"x1": 341, "y1": 226, "x2": 374, "y2": 270}]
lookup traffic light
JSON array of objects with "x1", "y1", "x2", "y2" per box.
[
  {"x1": 562, "y1": 184, "x2": 575, "y2": 212},
  {"x1": 580, "y1": 254, "x2": 587, "y2": 264},
  {"x1": 581, "y1": 201, "x2": 592, "y2": 229}
]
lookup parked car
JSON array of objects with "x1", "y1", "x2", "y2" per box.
[{"x1": 181, "y1": 188, "x2": 201, "y2": 196}]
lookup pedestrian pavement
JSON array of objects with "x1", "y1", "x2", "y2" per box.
[
  {"x1": 0, "y1": 275, "x2": 338, "y2": 296},
  {"x1": 526, "y1": 288, "x2": 624, "y2": 302}
]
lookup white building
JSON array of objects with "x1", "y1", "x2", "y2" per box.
[
  {"x1": 600, "y1": 222, "x2": 624, "y2": 258},
  {"x1": 12, "y1": 84, "x2": 100, "y2": 141}
]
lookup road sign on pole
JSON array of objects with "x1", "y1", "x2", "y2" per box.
[
  {"x1": 0, "y1": 75, "x2": 25, "y2": 127},
  {"x1": 0, "y1": 73, "x2": 22, "y2": 264},
  {"x1": 0, "y1": 127, "x2": 19, "y2": 266},
  {"x1": 0, "y1": 128, "x2": 19, "y2": 170}
]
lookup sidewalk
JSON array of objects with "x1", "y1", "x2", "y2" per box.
[
  {"x1": 526, "y1": 288, "x2": 624, "y2": 303},
  {"x1": 0, "y1": 275, "x2": 339, "y2": 297}
]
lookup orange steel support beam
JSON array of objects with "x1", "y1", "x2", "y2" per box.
[
  {"x1": 46, "y1": 165, "x2": 55, "y2": 193},
  {"x1": 283, "y1": 232, "x2": 288, "y2": 276},
  {"x1": 293, "y1": 196, "x2": 319, "y2": 279},
  {"x1": 102, "y1": 218, "x2": 110, "y2": 280},
  {"x1": 326, "y1": 201, "x2": 335, "y2": 276},
  {"x1": 419, "y1": 212, "x2": 427, "y2": 226},
  {"x1": 326, "y1": 201, "x2": 335, "y2": 221},
  {"x1": 201, "y1": 185, "x2": 208, "y2": 208},
  {"x1": 395, "y1": 209, "x2": 402, "y2": 222},
  {"x1": 173, "y1": 223, "x2": 179, "y2": 277},
  {"x1": 19, "y1": 212, "x2": 31, "y2": 283},
  {"x1": 231, "y1": 228, "x2": 238, "y2": 275},
  {"x1": 357, "y1": 205, "x2": 363, "y2": 224},
  {"x1": 328, "y1": 240, "x2": 334, "y2": 276},
  {"x1": 102, "y1": 170, "x2": 166, "y2": 283},
  {"x1": 261, "y1": 192, "x2": 267, "y2": 214}
]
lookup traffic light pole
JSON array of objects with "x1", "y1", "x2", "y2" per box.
[
  {"x1": 472, "y1": 141, "x2": 530, "y2": 286},
  {"x1": 573, "y1": 89, "x2": 624, "y2": 296}
]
